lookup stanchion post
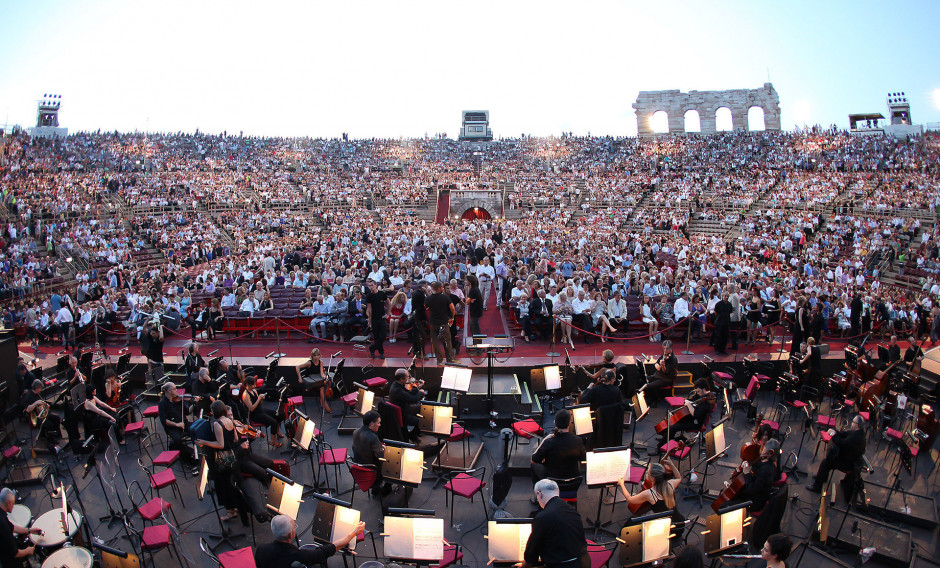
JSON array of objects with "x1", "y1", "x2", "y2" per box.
[{"x1": 681, "y1": 317, "x2": 694, "y2": 356}]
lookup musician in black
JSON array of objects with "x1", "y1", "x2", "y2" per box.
[
  {"x1": 0, "y1": 487, "x2": 41, "y2": 567},
  {"x1": 581, "y1": 349, "x2": 617, "y2": 386},
  {"x1": 191, "y1": 368, "x2": 218, "y2": 415},
  {"x1": 531, "y1": 409, "x2": 586, "y2": 487},
  {"x1": 241, "y1": 376, "x2": 283, "y2": 447},
  {"x1": 389, "y1": 368, "x2": 425, "y2": 441},
  {"x1": 579, "y1": 368, "x2": 624, "y2": 411},
  {"x1": 646, "y1": 340, "x2": 678, "y2": 405},
  {"x1": 655, "y1": 379, "x2": 714, "y2": 451},
  {"x1": 409, "y1": 281, "x2": 429, "y2": 359},
  {"x1": 22, "y1": 380, "x2": 60, "y2": 439},
  {"x1": 352, "y1": 410, "x2": 390, "y2": 494},
  {"x1": 158, "y1": 382, "x2": 198, "y2": 469},
  {"x1": 728, "y1": 439, "x2": 780, "y2": 512},
  {"x1": 255, "y1": 514, "x2": 364, "y2": 568},
  {"x1": 887, "y1": 335, "x2": 901, "y2": 363},
  {"x1": 760, "y1": 534, "x2": 792, "y2": 568},
  {"x1": 184, "y1": 342, "x2": 207, "y2": 387},
  {"x1": 218, "y1": 359, "x2": 242, "y2": 386},
  {"x1": 796, "y1": 337, "x2": 823, "y2": 390},
  {"x1": 808, "y1": 414, "x2": 867, "y2": 493},
  {"x1": 521, "y1": 479, "x2": 590, "y2": 568}
]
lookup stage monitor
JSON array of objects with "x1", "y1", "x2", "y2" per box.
[
  {"x1": 585, "y1": 446, "x2": 630, "y2": 487},
  {"x1": 530, "y1": 365, "x2": 562, "y2": 393},
  {"x1": 704, "y1": 502, "x2": 749, "y2": 556},
  {"x1": 441, "y1": 364, "x2": 472, "y2": 393},
  {"x1": 619, "y1": 511, "x2": 673, "y2": 567},
  {"x1": 487, "y1": 519, "x2": 532, "y2": 563}
]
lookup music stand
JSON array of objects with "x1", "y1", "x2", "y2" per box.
[
  {"x1": 618, "y1": 510, "x2": 673, "y2": 567},
  {"x1": 310, "y1": 492, "x2": 361, "y2": 552},
  {"x1": 629, "y1": 391, "x2": 649, "y2": 453},
  {"x1": 567, "y1": 403, "x2": 594, "y2": 437},
  {"x1": 95, "y1": 542, "x2": 142, "y2": 568},
  {"x1": 338, "y1": 383, "x2": 374, "y2": 435},
  {"x1": 441, "y1": 364, "x2": 472, "y2": 393},
  {"x1": 197, "y1": 456, "x2": 245, "y2": 552},
  {"x1": 265, "y1": 468, "x2": 304, "y2": 520},
  {"x1": 585, "y1": 446, "x2": 631, "y2": 539},
  {"x1": 418, "y1": 401, "x2": 454, "y2": 438},
  {"x1": 383, "y1": 508, "x2": 445, "y2": 564},
  {"x1": 703, "y1": 501, "x2": 751, "y2": 557},
  {"x1": 486, "y1": 519, "x2": 532, "y2": 564},
  {"x1": 380, "y1": 440, "x2": 425, "y2": 488},
  {"x1": 530, "y1": 365, "x2": 562, "y2": 394},
  {"x1": 684, "y1": 420, "x2": 730, "y2": 506}
]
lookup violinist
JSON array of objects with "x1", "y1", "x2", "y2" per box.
[
  {"x1": 192, "y1": 368, "x2": 218, "y2": 415},
  {"x1": 218, "y1": 359, "x2": 242, "y2": 386},
  {"x1": 646, "y1": 340, "x2": 678, "y2": 405},
  {"x1": 615, "y1": 458, "x2": 680, "y2": 516},
  {"x1": 579, "y1": 368, "x2": 624, "y2": 412},
  {"x1": 297, "y1": 348, "x2": 331, "y2": 414},
  {"x1": 389, "y1": 368, "x2": 425, "y2": 442},
  {"x1": 158, "y1": 382, "x2": 199, "y2": 472},
  {"x1": 655, "y1": 379, "x2": 714, "y2": 451},
  {"x1": 725, "y1": 439, "x2": 780, "y2": 512},
  {"x1": 580, "y1": 350, "x2": 617, "y2": 386},
  {"x1": 83, "y1": 383, "x2": 121, "y2": 443},
  {"x1": 530, "y1": 409, "x2": 586, "y2": 487},
  {"x1": 104, "y1": 368, "x2": 134, "y2": 429},
  {"x1": 225, "y1": 405, "x2": 276, "y2": 522},
  {"x1": 241, "y1": 377, "x2": 283, "y2": 448}
]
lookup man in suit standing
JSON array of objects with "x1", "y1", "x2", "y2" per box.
[{"x1": 410, "y1": 281, "x2": 429, "y2": 359}]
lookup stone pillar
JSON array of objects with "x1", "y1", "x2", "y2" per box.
[
  {"x1": 699, "y1": 107, "x2": 717, "y2": 134},
  {"x1": 731, "y1": 107, "x2": 749, "y2": 132},
  {"x1": 667, "y1": 109, "x2": 684, "y2": 135}
]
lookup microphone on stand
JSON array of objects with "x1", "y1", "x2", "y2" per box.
[{"x1": 331, "y1": 351, "x2": 342, "y2": 358}]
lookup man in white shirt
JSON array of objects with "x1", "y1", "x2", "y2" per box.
[
  {"x1": 54, "y1": 305, "x2": 74, "y2": 346},
  {"x1": 239, "y1": 296, "x2": 258, "y2": 314},
  {"x1": 309, "y1": 295, "x2": 332, "y2": 340},
  {"x1": 477, "y1": 257, "x2": 496, "y2": 310},
  {"x1": 220, "y1": 289, "x2": 237, "y2": 308},
  {"x1": 673, "y1": 291, "x2": 691, "y2": 322},
  {"x1": 571, "y1": 290, "x2": 594, "y2": 343}
]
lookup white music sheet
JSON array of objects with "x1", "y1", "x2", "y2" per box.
[
  {"x1": 642, "y1": 516, "x2": 671, "y2": 562},
  {"x1": 585, "y1": 448, "x2": 631, "y2": 486},
  {"x1": 488, "y1": 522, "x2": 532, "y2": 562},
  {"x1": 333, "y1": 505, "x2": 360, "y2": 551},
  {"x1": 401, "y1": 447, "x2": 424, "y2": 484},
  {"x1": 385, "y1": 516, "x2": 444, "y2": 560}
]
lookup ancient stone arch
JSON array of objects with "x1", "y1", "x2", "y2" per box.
[{"x1": 633, "y1": 83, "x2": 781, "y2": 136}]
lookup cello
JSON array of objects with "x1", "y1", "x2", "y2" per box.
[{"x1": 712, "y1": 415, "x2": 764, "y2": 512}]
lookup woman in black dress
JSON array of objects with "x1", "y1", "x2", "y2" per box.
[
  {"x1": 207, "y1": 298, "x2": 223, "y2": 340},
  {"x1": 241, "y1": 378, "x2": 283, "y2": 448},
  {"x1": 296, "y1": 348, "x2": 330, "y2": 413},
  {"x1": 196, "y1": 400, "x2": 240, "y2": 521}
]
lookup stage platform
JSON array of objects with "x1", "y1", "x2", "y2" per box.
[{"x1": 6, "y1": 328, "x2": 938, "y2": 568}]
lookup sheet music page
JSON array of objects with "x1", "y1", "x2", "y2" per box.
[
  {"x1": 455, "y1": 371, "x2": 472, "y2": 392},
  {"x1": 440, "y1": 369, "x2": 456, "y2": 391},
  {"x1": 411, "y1": 517, "x2": 444, "y2": 560},
  {"x1": 333, "y1": 505, "x2": 360, "y2": 551},
  {"x1": 434, "y1": 406, "x2": 453, "y2": 435},
  {"x1": 488, "y1": 522, "x2": 532, "y2": 562},
  {"x1": 280, "y1": 482, "x2": 303, "y2": 520},
  {"x1": 572, "y1": 407, "x2": 592, "y2": 435},
  {"x1": 585, "y1": 449, "x2": 630, "y2": 485},
  {"x1": 643, "y1": 517, "x2": 671, "y2": 562},
  {"x1": 401, "y1": 448, "x2": 424, "y2": 484},
  {"x1": 384, "y1": 516, "x2": 414, "y2": 559}
]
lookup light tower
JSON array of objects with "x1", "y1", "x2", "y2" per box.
[
  {"x1": 886, "y1": 92, "x2": 911, "y2": 125},
  {"x1": 29, "y1": 93, "x2": 68, "y2": 139}
]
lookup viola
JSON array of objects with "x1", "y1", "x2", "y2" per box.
[
  {"x1": 711, "y1": 471, "x2": 747, "y2": 512},
  {"x1": 654, "y1": 406, "x2": 692, "y2": 434}
]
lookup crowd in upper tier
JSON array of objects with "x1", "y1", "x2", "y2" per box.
[{"x1": 0, "y1": 126, "x2": 938, "y2": 346}]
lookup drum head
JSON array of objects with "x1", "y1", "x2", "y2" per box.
[{"x1": 42, "y1": 546, "x2": 93, "y2": 568}]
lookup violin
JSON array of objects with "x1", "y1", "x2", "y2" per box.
[
  {"x1": 406, "y1": 378, "x2": 426, "y2": 391},
  {"x1": 234, "y1": 419, "x2": 262, "y2": 439}
]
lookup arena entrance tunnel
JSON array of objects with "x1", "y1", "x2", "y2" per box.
[{"x1": 461, "y1": 207, "x2": 492, "y2": 221}]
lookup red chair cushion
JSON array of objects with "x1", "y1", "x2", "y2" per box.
[
  {"x1": 150, "y1": 468, "x2": 177, "y2": 489},
  {"x1": 138, "y1": 497, "x2": 171, "y2": 521},
  {"x1": 342, "y1": 393, "x2": 358, "y2": 407},
  {"x1": 125, "y1": 421, "x2": 146, "y2": 434},
  {"x1": 141, "y1": 524, "x2": 172, "y2": 549},
  {"x1": 886, "y1": 427, "x2": 903, "y2": 440},
  {"x1": 431, "y1": 544, "x2": 463, "y2": 568},
  {"x1": 774, "y1": 472, "x2": 788, "y2": 487},
  {"x1": 790, "y1": 400, "x2": 808, "y2": 408},
  {"x1": 350, "y1": 464, "x2": 378, "y2": 492},
  {"x1": 627, "y1": 466, "x2": 646, "y2": 485},
  {"x1": 319, "y1": 448, "x2": 348, "y2": 465},
  {"x1": 449, "y1": 424, "x2": 472, "y2": 442},
  {"x1": 219, "y1": 546, "x2": 258, "y2": 568},
  {"x1": 143, "y1": 406, "x2": 160, "y2": 417},
  {"x1": 859, "y1": 412, "x2": 870, "y2": 421},
  {"x1": 819, "y1": 431, "x2": 832, "y2": 442},
  {"x1": 3, "y1": 446, "x2": 20, "y2": 459},
  {"x1": 843, "y1": 399, "x2": 855, "y2": 407},
  {"x1": 817, "y1": 416, "x2": 836, "y2": 428},
  {"x1": 512, "y1": 419, "x2": 542, "y2": 439},
  {"x1": 665, "y1": 396, "x2": 685, "y2": 407},
  {"x1": 153, "y1": 451, "x2": 180, "y2": 467},
  {"x1": 713, "y1": 372, "x2": 734, "y2": 381},
  {"x1": 444, "y1": 473, "x2": 485, "y2": 498},
  {"x1": 586, "y1": 540, "x2": 616, "y2": 568},
  {"x1": 364, "y1": 377, "x2": 388, "y2": 388},
  {"x1": 754, "y1": 374, "x2": 771, "y2": 383},
  {"x1": 761, "y1": 419, "x2": 779, "y2": 431}
]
